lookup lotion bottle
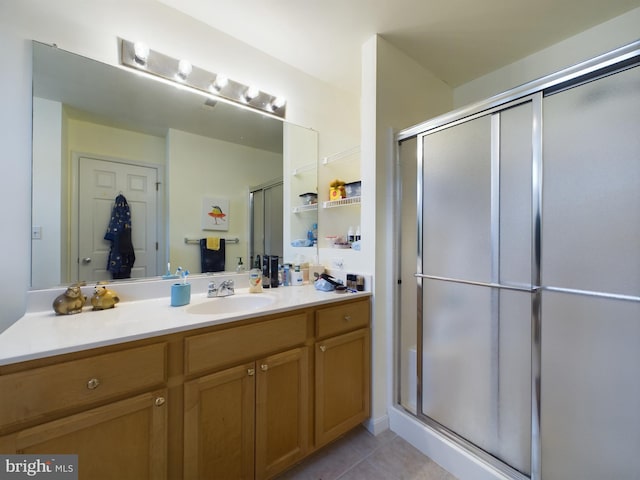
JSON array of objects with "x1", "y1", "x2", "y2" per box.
[{"x1": 249, "y1": 267, "x2": 263, "y2": 293}]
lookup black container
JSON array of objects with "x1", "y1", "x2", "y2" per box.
[
  {"x1": 262, "y1": 255, "x2": 271, "y2": 288},
  {"x1": 270, "y1": 255, "x2": 279, "y2": 288}
]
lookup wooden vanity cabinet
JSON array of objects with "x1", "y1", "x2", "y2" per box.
[
  {"x1": 0, "y1": 295, "x2": 371, "y2": 480},
  {"x1": 314, "y1": 298, "x2": 371, "y2": 448},
  {"x1": 0, "y1": 343, "x2": 169, "y2": 480},
  {"x1": 183, "y1": 312, "x2": 311, "y2": 480}
]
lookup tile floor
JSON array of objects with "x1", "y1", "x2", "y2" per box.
[{"x1": 275, "y1": 426, "x2": 458, "y2": 480}]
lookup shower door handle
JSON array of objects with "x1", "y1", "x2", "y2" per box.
[{"x1": 414, "y1": 273, "x2": 538, "y2": 293}]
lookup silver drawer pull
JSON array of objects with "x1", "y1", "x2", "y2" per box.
[
  {"x1": 154, "y1": 397, "x2": 166, "y2": 407},
  {"x1": 86, "y1": 378, "x2": 100, "y2": 390},
  {"x1": 344, "y1": 315, "x2": 352, "y2": 322}
]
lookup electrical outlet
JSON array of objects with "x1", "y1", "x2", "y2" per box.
[{"x1": 32, "y1": 226, "x2": 42, "y2": 240}]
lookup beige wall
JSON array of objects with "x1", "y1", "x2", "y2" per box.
[
  {"x1": 167, "y1": 129, "x2": 282, "y2": 273},
  {"x1": 362, "y1": 35, "x2": 454, "y2": 431}
]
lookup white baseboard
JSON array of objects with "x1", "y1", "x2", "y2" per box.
[
  {"x1": 363, "y1": 413, "x2": 389, "y2": 436},
  {"x1": 388, "y1": 406, "x2": 512, "y2": 480}
]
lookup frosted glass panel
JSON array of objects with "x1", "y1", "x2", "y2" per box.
[
  {"x1": 399, "y1": 137, "x2": 419, "y2": 414},
  {"x1": 422, "y1": 280, "x2": 531, "y2": 473},
  {"x1": 500, "y1": 103, "x2": 532, "y2": 286},
  {"x1": 422, "y1": 117, "x2": 492, "y2": 282},
  {"x1": 541, "y1": 292, "x2": 640, "y2": 479},
  {"x1": 543, "y1": 66, "x2": 640, "y2": 296}
]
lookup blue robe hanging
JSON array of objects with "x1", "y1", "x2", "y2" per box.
[{"x1": 104, "y1": 194, "x2": 136, "y2": 279}]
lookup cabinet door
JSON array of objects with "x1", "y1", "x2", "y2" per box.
[
  {"x1": 255, "y1": 347, "x2": 309, "y2": 480},
  {"x1": 184, "y1": 362, "x2": 255, "y2": 480},
  {"x1": 315, "y1": 328, "x2": 370, "y2": 447},
  {"x1": 0, "y1": 389, "x2": 168, "y2": 480}
]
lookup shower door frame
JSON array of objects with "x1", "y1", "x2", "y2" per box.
[{"x1": 394, "y1": 39, "x2": 640, "y2": 480}]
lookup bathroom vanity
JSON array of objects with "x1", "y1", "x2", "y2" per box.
[{"x1": 0, "y1": 286, "x2": 370, "y2": 480}]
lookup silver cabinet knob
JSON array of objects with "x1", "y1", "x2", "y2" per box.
[
  {"x1": 155, "y1": 397, "x2": 166, "y2": 407},
  {"x1": 319, "y1": 345, "x2": 326, "y2": 352},
  {"x1": 261, "y1": 364, "x2": 269, "y2": 372},
  {"x1": 248, "y1": 368, "x2": 255, "y2": 376},
  {"x1": 87, "y1": 378, "x2": 100, "y2": 390},
  {"x1": 344, "y1": 315, "x2": 352, "y2": 322},
  {"x1": 82, "y1": 257, "x2": 92, "y2": 264}
]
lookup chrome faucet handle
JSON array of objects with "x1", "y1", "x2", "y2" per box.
[
  {"x1": 207, "y1": 280, "x2": 218, "y2": 298},
  {"x1": 219, "y1": 279, "x2": 234, "y2": 295}
]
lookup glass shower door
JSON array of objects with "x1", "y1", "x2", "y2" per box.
[
  {"x1": 419, "y1": 102, "x2": 533, "y2": 475},
  {"x1": 540, "y1": 64, "x2": 640, "y2": 480}
]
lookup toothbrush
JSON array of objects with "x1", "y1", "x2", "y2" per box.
[{"x1": 182, "y1": 270, "x2": 190, "y2": 284}]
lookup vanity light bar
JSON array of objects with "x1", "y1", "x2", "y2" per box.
[{"x1": 120, "y1": 39, "x2": 286, "y2": 119}]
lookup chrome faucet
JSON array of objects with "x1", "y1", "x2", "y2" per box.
[{"x1": 212, "y1": 280, "x2": 235, "y2": 297}]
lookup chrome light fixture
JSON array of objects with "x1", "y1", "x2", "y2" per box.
[{"x1": 120, "y1": 38, "x2": 286, "y2": 119}]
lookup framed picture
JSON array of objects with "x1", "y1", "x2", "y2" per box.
[{"x1": 201, "y1": 197, "x2": 229, "y2": 231}]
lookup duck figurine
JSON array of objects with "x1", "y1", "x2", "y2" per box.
[
  {"x1": 90, "y1": 284, "x2": 120, "y2": 311},
  {"x1": 53, "y1": 283, "x2": 87, "y2": 315}
]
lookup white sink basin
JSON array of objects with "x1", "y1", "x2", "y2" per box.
[{"x1": 187, "y1": 294, "x2": 276, "y2": 315}]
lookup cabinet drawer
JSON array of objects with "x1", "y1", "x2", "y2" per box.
[
  {"x1": 185, "y1": 313, "x2": 308, "y2": 376},
  {"x1": 316, "y1": 299, "x2": 370, "y2": 339},
  {"x1": 0, "y1": 343, "x2": 167, "y2": 430}
]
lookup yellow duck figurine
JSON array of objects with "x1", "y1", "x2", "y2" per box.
[
  {"x1": 90, "y1": 285, "x2": 120, "y2": 311},
  {"x1": 52, "y1": 283, "x2": 87, "y2": 315}
]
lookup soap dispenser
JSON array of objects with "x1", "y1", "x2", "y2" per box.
[{"x1": 236, "y1": 257, "x2": 245, "y2": 272}]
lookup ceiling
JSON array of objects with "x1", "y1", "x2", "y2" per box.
[{"x1": 157, "y1": 0, "x2": 640, "y2": 92}]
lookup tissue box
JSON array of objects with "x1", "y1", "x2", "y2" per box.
[
  {"x1": 344, "y1": 181, "x2": 361, "y2": 198},
  {"x1": 299, "y1": 192, "x2": 318, "y2": 205}
]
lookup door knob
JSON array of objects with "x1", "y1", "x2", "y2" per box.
[{"x1": 82, "y1": 257, "x2": 92, "y2": 264}]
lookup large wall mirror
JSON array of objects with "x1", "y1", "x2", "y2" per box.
[{"x1": 31, "y1": 41, "x2": 318, "y2": 289}]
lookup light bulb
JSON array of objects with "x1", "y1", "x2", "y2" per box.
[
  {"x1": 212, "y1": 74, "x2": 228, "y2": 91},
  {"x1": 133, "y1": 42, "x2": 149, "y2": 66},
  {"x1": 271, "y1": 96, "x2": 286, "y2": 110},
  {"x1": 244, "y1": 86, "x2": 260, "y2": 101},
  {"x1": 177, "y1": 59, "x2": 192, "y2": 80}
]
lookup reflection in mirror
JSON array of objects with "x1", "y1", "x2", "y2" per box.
[{"x1": 31, "y1": 42, "x2": 317, "y2": 289}]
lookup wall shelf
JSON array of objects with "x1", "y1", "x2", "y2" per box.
[
  {"x1": 292, "y1": 204, "x2": 318, "y2": 213},
  {"x1": 322, "y1": 196, "x2": 361, "y2": 209}
]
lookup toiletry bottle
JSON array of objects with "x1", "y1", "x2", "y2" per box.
[
  {"x1": 347, "y1": 226, "x2": 355, "y2": 243},
  {"x1": 249, "y1": 267, "x2": 263, "y2": 293},
  {"x1": 283, "y1": 264, "x2": 290, "y2": 286},
  {"x1": 270, "y1": 255, "x2": 279, "y2": 288},
  {"x1": 236, "y1": 257, "x2": 245, "y2": 272},
  {"x1": 262, "y1": 255, "x2": 270, "y2": 288},
  {"x1": 355, "y1": 226, "x2": 361, "y2": 241},
  {"x1": 292, "y1": 265, "x2": 304, "y2": 286}
]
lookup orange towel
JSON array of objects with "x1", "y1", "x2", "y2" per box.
[{"x1": 206, "y1": 237, "x2": 220, "y2": 250}]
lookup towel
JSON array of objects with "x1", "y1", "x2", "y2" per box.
[
  {"x1": 200, "y1": 238, "x2": 225, "y2": 273},
  {"x1": 206, "y1": 237, "x2": 220, "y2": 250}
]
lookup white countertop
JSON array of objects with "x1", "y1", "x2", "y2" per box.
[{"x1": 0, "y1": 285, "x2": 370, "y2": 366}]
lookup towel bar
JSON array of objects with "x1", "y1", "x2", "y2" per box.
[{"x1": 184, "y1": 237, "x2": 239, "y2": 245}]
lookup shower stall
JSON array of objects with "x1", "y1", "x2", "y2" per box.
[{"x1": 395, "y1": 41, "x2": 640, "y2": 480}]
